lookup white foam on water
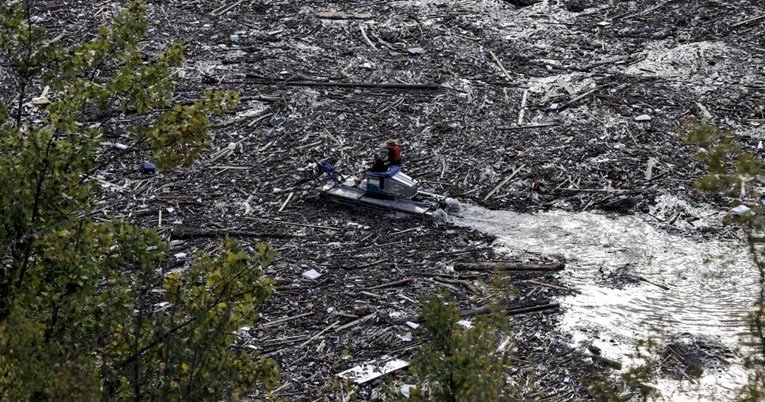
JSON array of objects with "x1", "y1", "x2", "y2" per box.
[{"x1": 453, "y1": 200, "x2": 756, "y2": 400}]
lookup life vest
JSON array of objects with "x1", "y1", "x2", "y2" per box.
[{"x1": 388, "y1": 144, "x2": 401, "y2": 164}]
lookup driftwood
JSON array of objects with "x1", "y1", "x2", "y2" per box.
[
  {"x1": 318, "y1": 11, "x2": 373, "y2": 20},
  {"x1": 525, "y1": 280, "x2": 572, "y2": 292},
  {"x1": 454, "y1": 261, "x2": 565, "y2": 271},
  {"x1": 258, "y1": 312, "x2": 315, "y2": 329},
  {"x1": 299, "y1": 321, "x2": 339, "y2": 348},
  {"x1": 170, "y1": 228, "x2": 293, "y2": 239},
  {"x1": 591, "y1": 354, "x2": 623, "y2": 370},
  {"x1": 368, "y1": 277, "x2": 413, "y2": 290},
  {"x1": 432, "y1": 276, "x2": 481, "y2": 294},
  {"x1": 463, "y1": 302, "x2": 560, "y2": 317},
  {"x1": 498, "y1": 123, "x2": 559, "y2": 131},
  {"x1": 637, "y1": 276, "x2": 670, "y2": 291},
  {"x1": 334, "y1": 313, "x2": 376, "y2": 332},
  {"x1": 483, "y1": 164, "x2": 526, "y2": 201},
  {"x1": 284, "y1": 81, "x2": 441, "y2": 90},
  {"x1": 244, "y1": 76, "x2": 442, "y2": 90}
]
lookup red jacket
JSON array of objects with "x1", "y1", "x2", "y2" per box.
[{"x1": 387, "y1": 144, "x2": 402, "y2": 165}]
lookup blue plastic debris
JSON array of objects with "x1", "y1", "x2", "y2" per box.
[
  {"x1": 269, "y1": 117, "x2": 285, "y2": 127},
  {"x1": 141, "y1": 162, "x2": 156, "y2": 174}
]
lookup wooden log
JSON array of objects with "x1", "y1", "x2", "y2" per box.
[
  {"x1": 368, "y1": 277, "x2": 413, "y2": 290},
  {"x1": 637, "y1": 276, "x2": 670, "y2": 291},
  {"x1": 359, "y1": 24, "x2": 376, "y2": 49},
  {"x1": 352, "y1": 258, "x2": 388, "y2": 270},
  {"x1": 283, "y1": 80, "x2": 441, "y2": 90},
  {"x1": 517, "y1": 89, "x2": 528, "y2": 125},
  {"x1": 245, "y1": 76, "x2": 440, "y2": 90},
  {"x1": 525, "y1": 279, "x2": 572, "y2": 291},
  {"x1": 591, "y1": 354, "x2": 622, "y2": 370},
  {"x1": 489, "y1": 50, "x2": 513, "y2": 82},
  {"x1": 334, "y1": 313, "x2": 375, "y2": 332},
  {"x1": 454, "y1": 261, "x2": 565, "y2": 271},
  {"x1": 463, "y1": 302, "x2": 559, "y2": 317},
  {"x1": 258, "y1": 312, "x2": 314, "y2": 328},
  {"x1": 318, "y1": 11, "x2": 373, "y2": 20},
  {"x1": 211, "y1": 0, "x2": 244, "y2": 16},
  {"x1": 505, "y1": 302, "x2": 559, "y2": 315},
  {"x1": 359, "y1": 290, "x2": 385, "y2": 299},
  {"x1": 432, "y1": 277, "x2": 481, "y2": 294},
  {"x1": 170, "y1": 228, "x2": 292, "y2": 239},
  {"x1": 245, "y1": 217, "x2": 341, "y2": 231},
  {"x1": 498, "y1": 123, "x2": 559, "y2": 131},
  {"x1": 483, "y1": 164, "x2": 526, "y2": 201},
  {"x1": 731, "y1": 13, "x2": 765, "y2": 28},
  {"x1": 278, "y1": 191, "x2": 294, "y2": 213},
  {"x1": 299, "y1": 321, "x2": 339, "y2": 348}
]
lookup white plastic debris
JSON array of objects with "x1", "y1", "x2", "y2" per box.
[
  {"x1": 174, "y1": 252, "x2": 187, "y2": 259},
  {"x1": 407, "y1": 47, "x2": 425, "y2": 54},
  {"x1": 337, "y1": 355, "x2": 409, "y2": 384},
  {"x1": 302, "y1": 269, "x2": 321, "y2": 280},
  {"x1": 731, "y1": 205, "x2": 751, "y2": 216},
  {"x1": 405, "y1": 321, "x2": 420, "y2": 329},
  {"x1": 400, "y1": 384, "x2": 416, "y2": 398},
  {"x1": 634, "y1": 114, "x2": 652, "y2": 122},
  {"x1": 457, "y1": 319, "x2": 473, "y2": 329},
  {"x1": 114, "y1": 143, "x2": 129, "y2": 150}
]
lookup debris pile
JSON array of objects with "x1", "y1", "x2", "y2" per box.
[{"x1": 5, "y1": 0, "x2": 763, "y2": 399}]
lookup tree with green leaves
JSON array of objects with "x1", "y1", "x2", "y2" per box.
[
  {"x1": 0, "y1": 1, "x2": 278, "y2": 400},
  {"x1": 681, "y1": 118, "x2": 765, "y2": 401},
  {"x1": 392, "y1": 291, "x2": 515, "y2": 402}
]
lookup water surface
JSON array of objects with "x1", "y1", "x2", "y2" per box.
[{"x1": 454, "y1": 202, "x2": 757, "y2": 401}]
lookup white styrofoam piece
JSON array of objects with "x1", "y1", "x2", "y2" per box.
[{"x1": 337, "y1": 355, "x2": 409, "y2": 384}]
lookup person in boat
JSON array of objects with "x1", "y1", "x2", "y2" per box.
[
  {"x1": 384, "y1": 139, "x2": 402, "y2": 167},
  {"x1": 355, "y1": 154, "x2": 387, "y2": 187}
]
